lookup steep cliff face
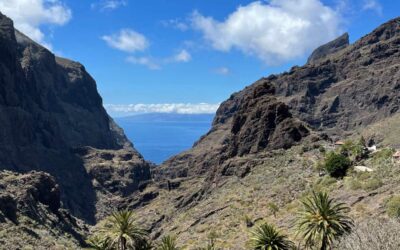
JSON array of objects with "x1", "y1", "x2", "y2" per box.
[{"x1": 0, "y1": 13, "x2": 151, "y2": 223}]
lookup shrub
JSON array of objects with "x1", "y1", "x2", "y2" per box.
[
  {"x1": 158, "y1": 235, "x2": 179, "y2": 250},
  {"x1": 267, "y1": 202, "x2": 279, "y2": 218},
  {"x1": 295, "y1": 191, "x2": 353, "y2": 250},
  {"x1": 344, "y1": 177, "x2": 362, "y2": 190},
  {"x1": 249, "y1": 223, "x2": 294, "y2": 250},
  {"x1": 337, "y1": 219, "x2": 400, "y2": 249},
  {"x1": 339, "y1": 139, "x2": 367, "y2": 161},
  {"x1": 313, "y1": 176, "x2": 337, "y2": 192},
  {"x1": 386, "y1": 195, "x2": 400, "y2": 218},
  {"x1": 324, "y1": 152, "x2": 351, "y2": 178},
  {"x1": 361, "y1": 178, "x2": 383, "y2": 191},
  {"x1": 243, "y1": 215, "x2": 254, "y2": 227},
  {"x1": 372, "y1": 148, "x2": 395, "y2": 165}
]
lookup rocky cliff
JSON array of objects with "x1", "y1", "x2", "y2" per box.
[
  {"x1": 156, "y1": 17, "x2": 400, "y2": 183},
  {"x1": 0, "y1": 170, "x2": 86, "y2": 249},
  {"x1": 0, "y1": 12, "x2": 151, "y2": 223}
]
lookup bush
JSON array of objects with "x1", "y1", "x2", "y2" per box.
[
  {"x1": 267, "y1": 202, "x2": 279, "y2": 217},
  {"x1": 243, "y1": 215, "x2": 253, "y2": 227},
  {"x1": 361, "y1": 178, "x2": 383, "y2": 191},
  {"x1": 386, "y1": 196, "x2": 400, "y2": 218},
  {"x1": 344, "y1": 177, "x2": 362, "y2": 190},
  {"x1": 337, "y1": 218, "x2": 400, "y2": 250},
  {"x1": 339, "y1": 139, "x2": 368, "y2": 161},
  {"x1": 313, "y1": 176, "x2": 337, "y2": 192},
  {"x1": 372, "y1": 148, "x2": 394, "y2": 165},
  {"x1": 324, "y1": 152, "x2": 351, "y2": 178}
]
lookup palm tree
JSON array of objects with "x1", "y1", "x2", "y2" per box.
[
  {"x1": 86, "y1": 235, "x2": 111, "y2": 250},
  {"x1": 295, "y1": 191, "x2": 354, "y2": 250},
  {"x1": 103, "y1": 210, "x2": 147, "y2": 250},
  {"x1": 249, "y1": 223, "x2": 294, "y2": 250},
  {"x1": 158, "y1": 235, "x2": 180, "y2": 250}
]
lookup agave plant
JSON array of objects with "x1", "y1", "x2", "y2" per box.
[
  {"x1": 103, "y1": 210, "x2": 147, "y2": 250},
  {"x1": 295, "y1": 191, "x2": 354, "y2": 250},
  {"x1": 86, "y1": 235, "x2": 111, "y2": 250},
  {"x1": 158, "y1": 235, "x2": 180, "y2": 250},
  {"x1": 249, "y1": 223, "x2": 294, "y2": 250}
]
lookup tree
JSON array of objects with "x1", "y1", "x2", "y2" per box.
[
  {"x1": 324, "y1": 152, "x2": 351, "y2": 178},
  {"x1": 249, "y1": 223, "x2": 294, "y2": 250},
  {"x1": 158, "y1": 235, "x2": 180, "y2": 250},
  {"x1": 295, "y1": 191, "x2": 353, "y2": 250},
  {"x1": 103, "y1": 210, "x2": 147, "y2": 250}
]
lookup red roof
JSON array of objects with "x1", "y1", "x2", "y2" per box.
[{"x1": 335, "y1": 141, "x2": 345, "y2": 145}]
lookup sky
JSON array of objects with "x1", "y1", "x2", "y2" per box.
[{"x1": 0, "y1": 0, "x2": 399, "y2": 116}]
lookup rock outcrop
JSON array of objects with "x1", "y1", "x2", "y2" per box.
[
  {"x1": 0, "y1": 12, "x2": 151, "y2": 223},
  {"x1": 307, "y1": 33, "x2": 350, "y2": 64},
  {"x1": 0, "y1": 170, "x2": 86, "y2": 249},
  {"x1": 156, "y1": 83, "x2": 311, "y2": 181}
]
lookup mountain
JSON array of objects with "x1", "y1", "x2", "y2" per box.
[
  {"x1": 130, "y1": 17, "x2": 400, "y2": 247},
  {"x1": 0, "y1": 12, "x2": 152, "y2": 246},
  {"x1": 155, "y1": 17, "x2": 400, "y2": 181},
  {"x1": 115, "y1": 113, "x2": 214, "y2": 164},
  {"x1": 1, "y1": 9, "x2": 400, "y2": 249}
]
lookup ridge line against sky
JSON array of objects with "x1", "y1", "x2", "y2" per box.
[{"x1": 0, "y1": 0, "x2": 396, "y2": 109}]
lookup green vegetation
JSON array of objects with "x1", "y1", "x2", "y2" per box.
[
  {"x1": 339, "y1": 138, "x2": 368, "y2": 161},
  {"x1": 267, "y1": 202, "x2": 279, "y2": 218},
  {"x1": 243, "y1": 214, "x2": 254, "y2": 227},
  {"x1": 386, "y1": 195, "x2": 400, "y2": 218},
  {"x1": 295, "y1": 191, "x2": 353, "y2": 250},
  {"x1": 324, "y1": 152, "x2": 351, "y2": 178},
  {"x1": 86, "y1": 235, "x2": 111, "y2": 250},
  {"x1": 87, "y1": 210, "x2": 147, "y2": 250},
  {"x1": 361, "y1": 177, "x2": 383, "y2": 191},
  {"x1": 249, "y1": 223, "x2": 294, "y2": 250},
  {"x1": 372, "y1": 148, "x2": 395, "y2": 165},
  {"x1": 197, "y1": 231, "x2": 218, "y2": 250},
  {"x1": 158, "y1": 236, "x2": 179, "y2": 250}
]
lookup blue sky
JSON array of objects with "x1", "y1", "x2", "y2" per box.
[{"x1": 0, "y1": 0, "x2": 399, "y2": 116}]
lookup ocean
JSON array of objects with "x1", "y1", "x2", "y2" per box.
[{"x1": 114, "y1": 113, "x2": 214, "y2": 164}]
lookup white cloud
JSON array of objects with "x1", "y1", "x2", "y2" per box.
[
  {"x1": 191, "y1": 0, "x2": 342, "y2": 64},
  {"x1": 161, "y1": 19, "x2": 189, "y2": 31},
  {"x1": 173, "y1": 49, "x2": 191, "y2": 62},
  {"x1": 126, "y1": 50, "x2": 191, "y2": 70},
  {"x1": 214, "y1": 67, "x2": 230, "y2": 75},
  {"x1": 105, "y1": 103, "x2": 220, "y2": 116},
  {"x1": 126, "y1": 56, "x2": 160, "y2": 70},
  {"x1": 91, "y1": 0, "x2": 127, "y2": 11},
  {"x1": 0, "y1": 0, "x2": 71, "y2": 48},
  {"x1": 102, "y1": 29, "x2": 149, "y2": 53},
  {"x1": 362, "y1": 0, "x2": 383, "y2": 15}
]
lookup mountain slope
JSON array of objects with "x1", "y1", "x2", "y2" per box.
[
  {"x1": 156, "y1": 17, "x2": 400, "y2": 182},
  {"x1": 132, "y1": 17, "x2": 400, "y2": 248},
  {"x1": 0, "y1": 12, "x2": 151, "y2": 224}
]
